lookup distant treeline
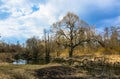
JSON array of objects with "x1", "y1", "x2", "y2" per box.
[{"x1": 0, "y1": 12, "x2": 120, "y2": 64}]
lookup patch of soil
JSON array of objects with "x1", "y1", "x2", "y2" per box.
[{"x1": 35, "y1": 66, "x2": 76, "y2": 79}]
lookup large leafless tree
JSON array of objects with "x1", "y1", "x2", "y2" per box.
[{"x1": 52, "y1": 12, "x2": 94, "y2": 57}]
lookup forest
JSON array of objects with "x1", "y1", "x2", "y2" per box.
[{"x1": 0, "y1": 12, "x2": 120, "y2": 79}]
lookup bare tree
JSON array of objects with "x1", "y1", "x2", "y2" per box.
[
  {"x1": 44, "y1": 29, "x2": 51, "y2": 63},
  {"x1": 52, "y1": 12, "x2": 93, "y2": 57}
]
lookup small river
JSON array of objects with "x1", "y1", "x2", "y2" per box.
[{"x1": 13, "y1": 59, "x2": 27, "y2": 64}]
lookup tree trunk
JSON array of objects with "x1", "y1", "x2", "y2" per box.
[
  {"x1": 69, "y1": 47, "x2": 74, "y2": 57},
  {"x1": 45, "y1": 55, "x2": 50, "y2": 64},
  {"x1": 68, "y1": 47, "x2": 74, "y2": 65}
]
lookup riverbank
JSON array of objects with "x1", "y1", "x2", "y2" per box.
[{"x1": 0, "y1": 55, "x2": 120, "y2": 79}]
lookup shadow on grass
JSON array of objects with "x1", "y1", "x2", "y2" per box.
[{"x1": 35, "y1": 66, "x2": 78, "y2": 79}]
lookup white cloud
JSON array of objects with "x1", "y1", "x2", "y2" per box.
[
  {"x1": 99, "y1": 16, "x2": 120, "y2": 27},
  {"x1": 113, "y1": 16, "x2": 120, "y2": 26},
  {"x1": 0, "y1": 0, "x2": 120, "y2": 42}
]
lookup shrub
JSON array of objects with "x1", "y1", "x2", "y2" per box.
[{"x1": 52, "y1": 57, "x2": 66, "y2": 63}]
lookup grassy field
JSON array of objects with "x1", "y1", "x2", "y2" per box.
[
  {"x1": 0, "y1": 63, "x2": 62, "y2": 79},
  {"x1": 0, "y1": 55, "x2": 120, "y2": 79}
]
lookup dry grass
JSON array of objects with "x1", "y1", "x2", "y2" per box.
[
  {"x1": 0, "y1": 63, "x2": 61, "y2": 79},
  {"x1": 105, "y1": 55, "x2": 120, "y2": 63},
  {"x1": 0, "y1": 74, "x2": 12, "y2": 79},
  {"x1": 0, "y1": 55, "x2": 119, "y2": 79},
  {"x1": 12, "y1": 70, "x2": 38, "y2": 79}
]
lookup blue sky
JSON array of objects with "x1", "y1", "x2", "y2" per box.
[{"x1": 0, "y1": 0, "x2": 120, "y2": 44}]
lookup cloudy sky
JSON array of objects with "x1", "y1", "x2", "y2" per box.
[{"x1": 0, "y1": 0, "x2": 120, "y2": 44}]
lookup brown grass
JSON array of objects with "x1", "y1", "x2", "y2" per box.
[{"x1": 0, "y1": 55, "x2": 119, "y2": 79}]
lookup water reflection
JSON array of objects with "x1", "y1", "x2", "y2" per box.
[{"x1": 13, "y1": 59, "x2": 27, "y2": 64}]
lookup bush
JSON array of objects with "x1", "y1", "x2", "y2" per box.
[{"x1": 52, "y1": 57, "x2": 66, "y2": 63}]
